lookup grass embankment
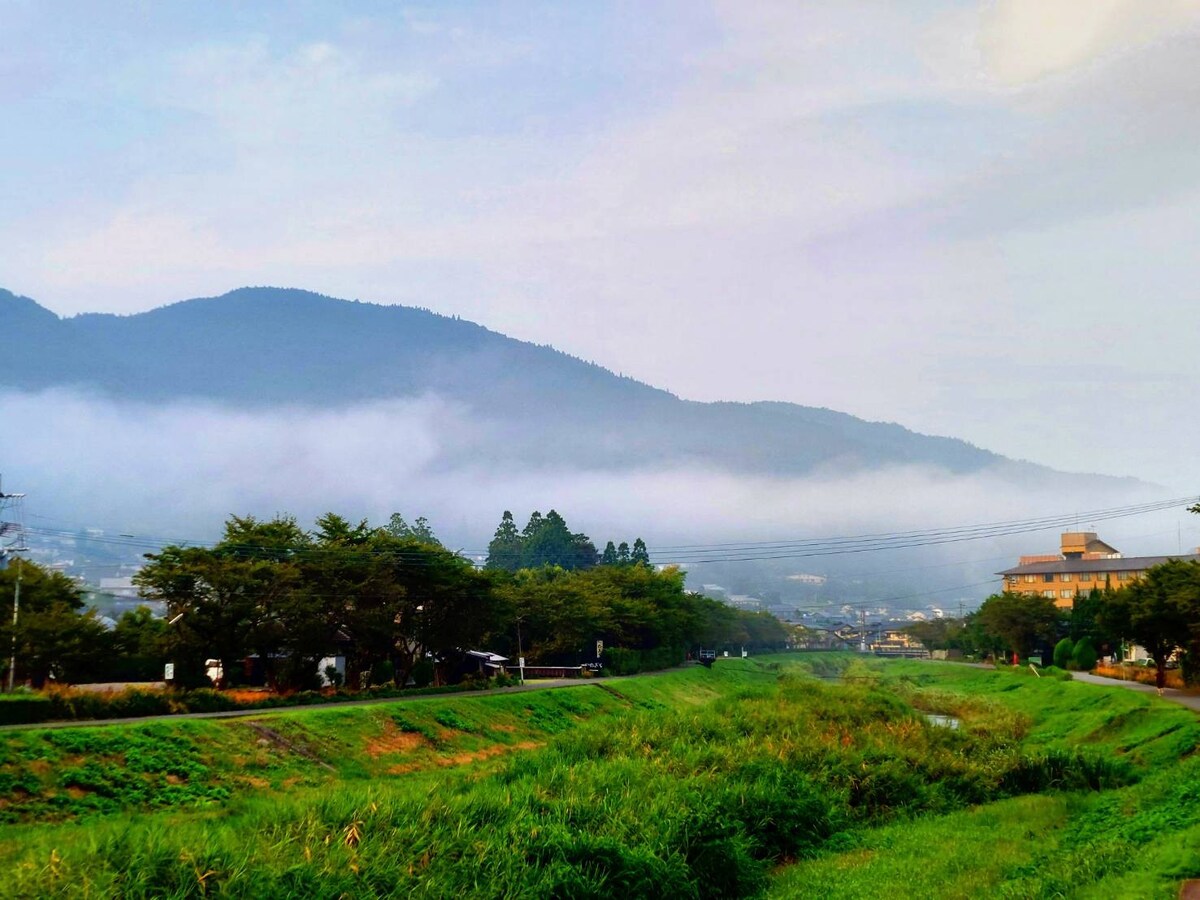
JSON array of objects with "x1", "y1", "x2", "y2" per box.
[
  {"x1": 0, "y1": 656, "x2": 1196, "y2": 897},
  {"x1": 772, "y1": 656, "x2": 1200, "y2": 898},
  {"x1": 0, "y1": 656, "x2": 1145, "y2": 898}
]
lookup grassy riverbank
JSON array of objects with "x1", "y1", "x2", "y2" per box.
[{"x1": 0, "y1": 655, "x2": 1196, "y2": 897}]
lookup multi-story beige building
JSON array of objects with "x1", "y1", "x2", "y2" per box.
[{"x1": 997, "y1": 532, "x2": 1200, "y2": 609}]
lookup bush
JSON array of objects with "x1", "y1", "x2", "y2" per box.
[
  {"x1": 410, "y1": 657, "x2": 435, "y2": 688},
  {"x1": 1053, "y1": 638, "x2": 1074, "y2": 670},
  {"x1": 0, "y1": 694, "x2": 52, "y2": 725},
  {"x1": 370, "y1": 660, "x2": 396, "y2": 686},
  {"x1": 322, "y1": 665, "x2": 343, "y2": 688},
  {"x1": 604, "y1": 646, "x2": 684, "y2": 676},
  {"x1": 1072, "y1": 637, "x2": 1098, "y2": 671}
]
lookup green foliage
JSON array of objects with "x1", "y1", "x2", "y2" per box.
[
  {"x1": 410, "y1": 657, "x2": 435, "y2": 688},
  {"x1": 0, "y1": 658, "x2": 1145, "y2": 896},
  {"x1": 384, "y1": 512, "x2": 440, "y2": 546},
  {"x1": 1072, "y1": 636, "x2": 1098, "y2": 670},
  {"x1": 604, "y1": 645, "x2": 683, "y2": 675},
  {"x1": 0, "y1": 561, "x2": 106, "y2": 687},
  {"x1": 977, "y1": 591, "x2": 1061, "y2": 660},
  {"x1": 369, "y1": 659, "x2": 395, "y2": 686},
  {"x1": 1053, "y1": 637, "x2": 1074, "y2": 669},
  {"x1": 137, "y1": 512, "x2": 496, "y2": 692},
  {"x1": 0, "y1": 694, "x2": 52, "y2": 725},
  {"x1": 1100, "y1": 559, "x2": 1200, "y2": 687}
]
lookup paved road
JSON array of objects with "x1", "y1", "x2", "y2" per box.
[
  {"x1": 1069, "y1": 670, "x2": 1200, "y2": 712},
  {"x1": 918, "y1": 658, "x2": 1200, "y2": 714},
  {"x1": 0, "y1": 675, "x2": 647, "y2": 733}
]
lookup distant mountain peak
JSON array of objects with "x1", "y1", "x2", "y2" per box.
[{"x1": 0, "y1": 285, "x2": 1142, "y2": 489}]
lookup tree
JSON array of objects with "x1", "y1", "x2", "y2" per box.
[
  {"x1": 601, "y1": 541, "x2": 618, "y2": 566},
  {"x1": 485, "y1": 511, "x2": 523, "y2": 572},
  {"x1": 617, "y1": 542, "x2": 631, "y2": 566},
  {"x1": 385, "y1": 513, "x2": 441, "y2": 547},
  {"x1": 517, "y1": 510, "x2": 596, "y2": 571},
  {"x1": 976, "y1": 592, "x2": 1060, "y2": 662},
  {"x1": 1072, "y1": 636, "x2": 1098, "y2": 671},
  {"x1": 0, "y1": 560, "x2": 106, "y2": 686},
  {"x1": 1053, "y1": 637, "x2": 1074, "y2": 669},
  {"x1": 1098, "y1": 561, "x2": 1199, "y2": 690},
  {"x1": 631, "y1": 538, "x2": 651, "y2": 567},
  {"x1": 1069, "y1": 587, "x2": 1119, "y2": 652},
  {"x1": 108, "y1": 606, "x2": 169, "y2": 681}
]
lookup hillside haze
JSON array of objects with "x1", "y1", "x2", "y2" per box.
[{"x1": 0, "y1": 286, "x2": 1116, "y2": 482}]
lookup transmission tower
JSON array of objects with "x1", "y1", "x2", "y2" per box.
[{"x1": 0, "y1": 476, "x2": 29, "y2": 692}]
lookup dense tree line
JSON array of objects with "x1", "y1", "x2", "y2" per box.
[
  {"x1": 134, "y1": 513, "x2": 496, "y2": 690},
  {"x1": 907, "y1": 556, "x2": 1200, "y2": 690},
  {"x1": 0, "y1": 510, "x2": 788, "y2": 692},
  {"x1": 485, "y1": 510, "x2": 650, "y2": 572},
  {"x1": 0, "y1": 562, "x2": 168, "y2": 687}
]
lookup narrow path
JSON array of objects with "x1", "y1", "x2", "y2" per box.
[
  {"x1": 0, "y1": 668, "x2": 689, "y2": 733},
  {"x1": 1069, "y1": 670, "x2": 1200, "y2": 712},
  {"x1": 918, "y1": 657, "x2": 1200, "y2": 714}
]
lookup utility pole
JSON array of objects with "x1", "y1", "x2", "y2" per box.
[
  {"x1": 859, "y1": 609, "x2": 867, "y2": 653},
  {"x1": 0, "y1": 477, "x2": 29, "y2": 692}
]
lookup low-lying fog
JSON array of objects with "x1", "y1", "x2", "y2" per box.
[{"x1": 2, "y1": 389, "x2": 1191, "y2": 607}]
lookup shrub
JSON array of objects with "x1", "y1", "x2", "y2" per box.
[
  {"x1": 1053, "y1": 638, "x2": 1074, "y2": 670},
  {"x1": 1072, "y1": 637, "x2": 1098, "y2": 671},
  {"x1": 371, "y1": 660, "x2": 396, "y2": 686},
  {"x1": 0, "y1": 694, "x2": 51, "y2": 725},
  {"x1": 410, "y1": 657, "x2": 435, "y2": 688},
  {"x1": 322, "y1": 665, "x2": 343, "y2": 688},
  {"x1": 604, "y1": 646, "x2": 684, "y2": 676}
]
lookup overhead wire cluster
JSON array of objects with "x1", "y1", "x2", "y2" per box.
[{"x1": 19, "y1": 496, "x2": 1199, "y2": 610}]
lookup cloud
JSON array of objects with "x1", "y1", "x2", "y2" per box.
[
  {"x1": 0, "y1": 389, "x2": 1167, "y2": 561},
  {"x1": 4, "y1": 2, "x2": 1200, "y2": 501},
  {"x1": 976, "y1": 0, "x2": 1200, "y2": 86}
]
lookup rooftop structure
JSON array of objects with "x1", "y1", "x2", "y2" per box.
[{"x1": 998, "y1": 531, "x2": 1200, "y2": 609}]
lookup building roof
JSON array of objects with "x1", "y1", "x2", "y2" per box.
[{"x1": 998, "y1": 554, "x2": 1200, "y2": 576}]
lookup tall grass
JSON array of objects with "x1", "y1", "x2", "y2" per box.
[{"x1": 0, "y1": 659, "x2": 1136, "y2": 898}]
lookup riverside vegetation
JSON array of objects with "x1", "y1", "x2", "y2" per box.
[{"x1": 0, "y1": 655, "x2": 1197, "y2": 897}]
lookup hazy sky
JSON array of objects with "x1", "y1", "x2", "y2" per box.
[{"x1": 4, "y1": 0, "x2": 1200, "y2": 487}]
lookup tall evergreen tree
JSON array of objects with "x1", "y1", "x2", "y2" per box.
[
  {"x1": 386, "y1": 512, "x2": 441, "y2": 547},
  {"x1": 601, "y1": 541, "x2": 618, "y2": 566},
  {"x1": 617, "y1": 542, "x2": 631, "y2": 566},
  {"x1": 631, "y1": 538, "x2": 651, "y2": 567},
  {"x1": 486, "y1": 511, "x2": 523, "y2": 572}
]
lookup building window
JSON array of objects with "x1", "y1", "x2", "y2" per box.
[
  {"x1": 1043, "y1": 573, "x2": 1055, "y2": 583},
  {"x1": 1060, "y1": 589, "x2": 1073, "y2": 599},
  {"x1": 1025, "y1": 574, "x2": 1036, "y2": 583},
  {"x1": 1118, "y1": 571, "x2": 1130, "y2": 581},
  {"x1": 1060, "y1": 573, "x2": 1072, "y2": 582},
  {"x1": 1043, "y1": 590, "x2": 1056, "y2": 598},
  {"x1": 1079, "y1": 573, "x2": 1092, "y2": 582}
]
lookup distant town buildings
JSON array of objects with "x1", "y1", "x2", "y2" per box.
[
  {"x1": 786, "y1": 572, "x2": 827, "y2": 585},
  {"x1": 998, "y1": 531, "x2": 1200, "y2": 609}
]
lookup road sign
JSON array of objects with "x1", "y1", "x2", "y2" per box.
[
  {"x1": 595, "y1": 640, "x2": 604, "y2": 658},
  {"x1": 164, "y1": 663, "x2": 175, "y2": 681}
]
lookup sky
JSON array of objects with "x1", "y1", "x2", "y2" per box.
[{"x1": 3, "y1": 0, "x2": 1200, "y2": 490}]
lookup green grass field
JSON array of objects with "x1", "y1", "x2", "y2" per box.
[{"x1": 0, "y1": 656, "x2": 1197, "y2": 897}]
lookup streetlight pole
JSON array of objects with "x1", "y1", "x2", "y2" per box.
[
  {"x1": 515, "y1": 615, "x2": 525, "y2": 685},
  {"x1": 7, "y1": 557, "x2": 20, "y2": 692}
]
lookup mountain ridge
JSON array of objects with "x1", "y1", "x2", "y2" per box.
[{"x1": 0, "y1": 286, "x2": 1145, "y2": 488}]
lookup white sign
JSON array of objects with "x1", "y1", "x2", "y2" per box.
[
  {"x1": 163, "y1": 663, "x2": 175, "y2": 681},
  {"x1": 519, "y1": 657, "x2": 525, "y2": 668},
  {"x1": 595, "y1": 640, "x2": 604, "y2": 658}
]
